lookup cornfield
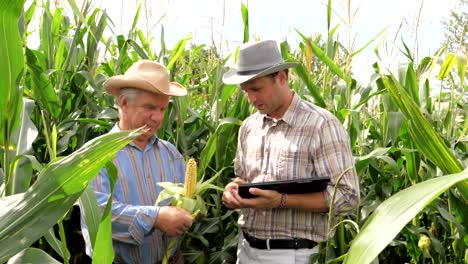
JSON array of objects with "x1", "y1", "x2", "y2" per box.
[{"x1": 0, "y1": 0, "x2": 467, "y2": 263}]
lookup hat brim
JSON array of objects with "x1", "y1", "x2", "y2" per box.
[
  {"x1": 104, "y1": 75, "x2": 187, "y2": 96},
  {"x1": 222, "y1": 62, "x2": 299, "y2": 85}
]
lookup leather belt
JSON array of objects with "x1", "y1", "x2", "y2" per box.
[{"x1": 242, "y1": 230, "x2": 317, "y2": 250}]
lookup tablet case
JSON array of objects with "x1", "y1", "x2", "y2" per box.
[{"x1": 238, "y1": 177, "x2": 330, "y2": 199}]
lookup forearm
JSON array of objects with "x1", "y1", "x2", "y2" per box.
[
  {"x1": 281, "y1": 192, "x2": 329, "y2": 212},
  {"x1": 94, "y1": 191, "x2": 159, "y2": 245}
]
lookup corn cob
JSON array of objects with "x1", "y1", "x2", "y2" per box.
[
  {"x1": 183, "y1": 158, "x2": 197, "y2": 198},
  {"x1": 418, "y1": 235, "x2": 431, "y2": 250}
]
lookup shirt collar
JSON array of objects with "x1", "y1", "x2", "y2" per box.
[{"x1": 111, "y1": 123, "x2": 159, "y2": 147}]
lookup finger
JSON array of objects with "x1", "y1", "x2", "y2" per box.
[
  {"x1": 225, "y1": 182, "x2": 239, "y2": 192},
  {"x1": 232, "y1": 177, "x2": 246, "y2": 185},
  {"x1": 223, "y1": 192, "x2": 243, "y2": 208},
  {"x1": 181, "y1": 222, "x2": 192, "y2": 233},
  {"x1": 249, "y1": 188, "x2": 277, "y2": 198},
  {"x1": 248, "y1": 187, "x2": 265, "y2": 196}
]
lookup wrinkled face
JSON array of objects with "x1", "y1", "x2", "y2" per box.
[
  {"x1": 240, "y1": 73, "x2": 287, "y2": 118},
  {"x1": 119, "y1": 90, "x2": 170, "y2": 144}
]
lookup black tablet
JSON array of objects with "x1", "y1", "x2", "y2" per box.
[{"x1": 238, "y1": 177, "x2": 330, "y2": 199}]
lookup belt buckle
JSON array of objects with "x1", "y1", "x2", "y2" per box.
[{"x1": 293, "y1": 238, "x2": 299, "y2": 249}]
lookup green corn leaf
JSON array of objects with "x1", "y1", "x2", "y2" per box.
[
  {"x1": 381, "y1": 75, "x2": 468, "y2": 200},
  {"x1": 92, "y1": 162, "x2": 118, "y2": 264},
  {"x1": 167, "y1": 33, "x2": 191, "y2": 71},
  {"x1": 198, "y1": 118, "x2": 242, "y2": 176},
  {"x1": 8, "y1": 99, "x2": 39, "y2": 194},
  {"x1": 400, "y1": 123, "x2": 420, "y2": 184},
  {"x1": 293, "y1": 63, "x2": 326, "y2": 108},
  {"x1": 24, "y1": 0, "x2": 37, "y2": 26},
  {"x1": 196, "y1": 167, "x2": 228, "y2": 196},
  {"x1": 66, "y1": 0, "x2": 86, "y2": 24},
  {"x1": 25, "y1": 48, "x2": 61, "y2": 119},
  {"x1": 43, "y1": 228, "x2": 65, "y2": 259},
  {"x1": 157, "y1": 182, "x2": 184, "y2": 194},
  {"x1": 79, "y1": 186, "x2": 100, "y2": 248},
  {"x1": 128, "y1": 39, "x2": 149, "y2": 59},
  {"x1": 0, "y1": 0, "x2": 25, "y2": 148},
  {"x1": 7, "y1": 247, "x2": 61, "y2": 264},
  {"x1": 456, "y1": 53, "x2": 467, "y2": 86},
  {"x1": 86, "y1": 8, "x2": 108, "y2": 64},
  {"x1": 296, "y1": 29, "x2": 352, "y2": 85},
  {"x1": 354, "y1": 147, "x2": 392, "y2": 175},
  {"x1": 404, "y1": 62, "x2": 420, "y2": 105},
  {"x1": 0, "y1": 129, "x2": 141, "y2": 262},
  {"x1": 131, "y1": 2, "x2": 142, "y2": 33},
  {"x1": 438, "y1": 53, "x2": 457, "y2": 80},
  {"x1": 345, "y1": 168, "x2": 468, "y2": 264},
  {"x1": 351, "y1": 27, "x2": 388, "y2": 57},
  {"x1": 155, "y1": 188, "x2": 181, "y2": 205},
  {"x1": 241, "y1": 3, "x2": 249, "y2": 43}
]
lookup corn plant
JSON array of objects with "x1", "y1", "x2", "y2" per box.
[
  {"x1": 155, "y1": 158, "x2": 225, "y2": 263},
  {"x1": 344, "y1": 49, "x2": 467, "y2": 263},
  {"x1": 2, "y1": 0, "x2": 467, "y2": 263}
]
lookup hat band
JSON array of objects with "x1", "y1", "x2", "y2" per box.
[
  {"x1": 237, "y1": 68, "x2": 265, "y2": 75},
  {"x1": 237, "y1": 61, "x2": 286, "y2": 75}
]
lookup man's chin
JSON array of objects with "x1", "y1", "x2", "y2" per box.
[
  {"x1": 145, "y1": 130, "x2": 156, "y2": 137},
  {"x1": 139, "y1": 130, "x2": 156, "y2": 140}
]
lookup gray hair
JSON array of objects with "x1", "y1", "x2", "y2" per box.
[
  {"x1": 116, "y1": 88, "x2": 142, "y2": 118},
  {"x1": 117, "y1": 88, "x2": 142, "y2": 106}
]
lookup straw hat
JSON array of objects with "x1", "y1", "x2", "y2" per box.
[
  {"x1": 222, "y1": 40, "x2": 298, "y2": 84},
  {"x1": 104, "y1": 60, "x2": 187, "y2": 96}
]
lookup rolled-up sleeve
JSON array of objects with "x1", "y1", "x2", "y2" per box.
[{"x1": 314, "y1": 119, "x2": 360, "y2": 214}]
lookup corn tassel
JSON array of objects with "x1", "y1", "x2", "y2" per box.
[{"x1": 183, "y1": 158, "x2": 197, "y2": 198}]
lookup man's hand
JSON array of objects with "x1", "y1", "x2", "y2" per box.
[
  {"x1": 239, "y1": 188, "x2": 282, "y2": 209},
  {"x1": 154, "y1": 206, "x2": 193, "y2": 236},
  {"x1": 222, "y1": 177, "x2": 245, "y2": 209},
  {"x1": 222, "y1": 178, "x2": 282, "y2": 209}
]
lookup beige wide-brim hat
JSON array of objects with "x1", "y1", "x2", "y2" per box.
[
  {"x1": 104, "y1": 60, "x2": 187, "y2": 96},
  {"x1": 222, "y1": 40, "x2": 299, "y2": 85}
]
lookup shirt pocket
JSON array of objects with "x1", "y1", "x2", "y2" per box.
[{"x1": 278, "y1": 138, "x2": 313, "y2": 180}]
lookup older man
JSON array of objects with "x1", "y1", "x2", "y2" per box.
[
  {"x1": 81, "y1": 60, "x2": 191, "y2": 264},
  {"x1": 221, "y1": 40, "x2": 360, "y2": 264}
]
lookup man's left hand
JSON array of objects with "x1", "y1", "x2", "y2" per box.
[{"x1": 240, "y1": 188, "x2": 282, "y2": 209}]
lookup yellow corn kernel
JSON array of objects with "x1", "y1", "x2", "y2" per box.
[
  {"x1": 418, "y1": 235, "x2": 431, "y2": 250},
  {"x1": 183, "y1": 158, "x2": 197, "y2": 197}
]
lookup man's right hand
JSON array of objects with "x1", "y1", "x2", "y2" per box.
[
  {"x1": 154, "y1": 206, "x2": 193, "y2": 236},
  {"x1": 222, "y1": 177, "x2": 246, "y2": 209}
]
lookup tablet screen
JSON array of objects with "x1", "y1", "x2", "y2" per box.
[{"x1": 238, "y1": 177, "x2": 330, "y2": 199}]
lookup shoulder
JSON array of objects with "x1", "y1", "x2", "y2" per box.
[
  {"x1": 240, "y1": 112, "x2": 262, "y2": 128},
  {"x1": 296, "y1": 99, "x2": 341, "y2": 127},
  {"x1": 156, "y1": 139, "x2": 184, "y2": 159},
  {"x1": 238, "y1": 112, "x2": 263, "y2": 136}
]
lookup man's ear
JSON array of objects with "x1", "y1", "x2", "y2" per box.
[
  {"x1": 117, "y1": 95, "x2": 128, "y2": 111},
  {"x1": 277, "y1": 70, "x2": 287, "y2": 85}
]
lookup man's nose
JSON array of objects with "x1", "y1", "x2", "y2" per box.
[
  {"x1": 149, "y1": 110, "x2": 164, "y2": 121},
  {"x1": 246, "y1": 92, "x2": 256, "y2": 104}
]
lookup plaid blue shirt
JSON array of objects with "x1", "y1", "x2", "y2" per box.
[
  {"x1": 235, "y1": 92, "x2": 360, "y2": 242},
  {"x1": 81, "y1": 124, "x2": 185, "y2": 263}
]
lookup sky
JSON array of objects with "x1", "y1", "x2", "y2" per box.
[{"x1": 68, "y1": 0, "x2": 458, "y2": 83}]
